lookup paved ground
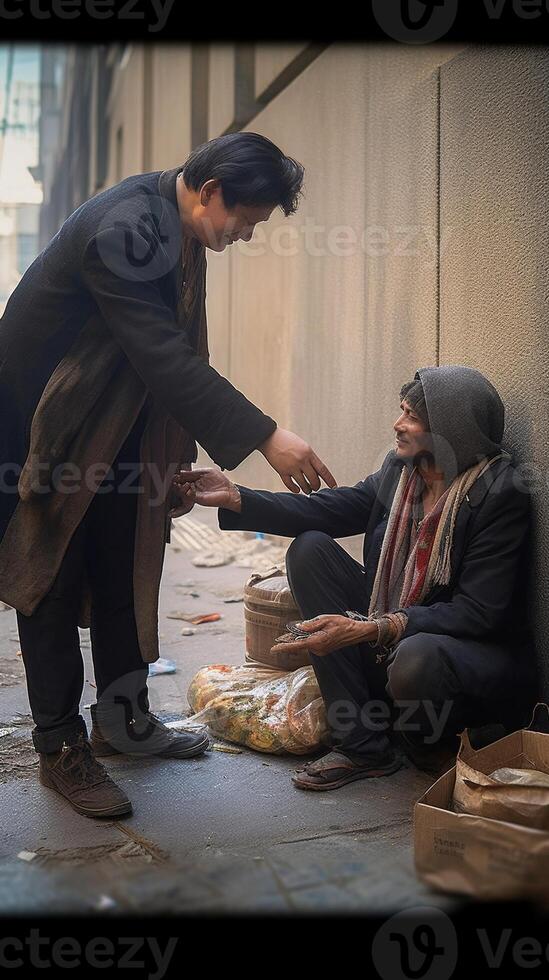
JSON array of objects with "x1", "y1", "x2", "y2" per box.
[{"x1": 0, "y1": 507, "x2": 462, "y2": 917}]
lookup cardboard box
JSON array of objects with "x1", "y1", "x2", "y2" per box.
[{"x1": 414, "y1": 706, "x2": 549, "y2": 901}]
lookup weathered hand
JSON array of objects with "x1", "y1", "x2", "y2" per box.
[
  {"x1": 258, "y1": 427, "x2": 337, "y2": 494},
  {"x1": 172, "y1": 467, "x2": 242, "y2": 512},
  {"x1": 270, "y1": 614, "x2": 377, "y2": 658}
]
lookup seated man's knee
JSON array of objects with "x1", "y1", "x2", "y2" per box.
[
  {"x1": 386, "y1": 633, "x2": 453, "y2": 703},
  {"x1": 286, "y1": 531, "x2": 334, "y2": 578}
]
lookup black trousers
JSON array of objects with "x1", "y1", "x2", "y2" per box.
[
  {"x1": 286, "y1": 531, "x2": 532, "y2": 758},
  {"x1": 16, "y1": 408, "x2": 150, "y2": 753}
]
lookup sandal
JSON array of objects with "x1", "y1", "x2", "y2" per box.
[{"x1": 292, "y1": 749, "x2": 402, "y2": 791}]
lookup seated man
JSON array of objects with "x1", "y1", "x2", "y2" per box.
[{"x1": 172, "y1": 365, "x2": 538, "y2": 790}]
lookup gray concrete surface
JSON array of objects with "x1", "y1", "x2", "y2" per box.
[{"x1": 0, "y1": 508, "x2": 461, "y2": 916}]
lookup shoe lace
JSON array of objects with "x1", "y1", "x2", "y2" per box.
[
  {"x1": 128, "y1": 711, "x2": 171, "y2": 735},
  {"x1": 57, "y1": 736, "x2": 110, "y2": 789}
]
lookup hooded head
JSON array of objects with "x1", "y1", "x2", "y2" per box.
[{"x1": 395, "y1": 365, "x2": 506, "y2": 483}]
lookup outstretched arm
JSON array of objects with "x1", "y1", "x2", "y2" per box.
[
  {"x1": 81, "y1": 227, "x2": 336, "y2": 492},
  {"x1": 172, "y1": 467, "x2": 382, "y2": 539}
]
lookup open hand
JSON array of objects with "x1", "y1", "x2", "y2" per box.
[
  {"x1": 270, "y1": 614, "x2": 377, "y2": 658},
  {"x1": 171, "y1": 467, "x2": 242, "y2": 513},
  {"x1": 258, "y1": 427, "x2": 337, "y2": 494}
]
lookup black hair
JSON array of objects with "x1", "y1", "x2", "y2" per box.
[
  {"x1": 182, "y1": 132, "x2": 304, "y2": 217},
  {"x1": 399, "y1": 379, "x2": 430, "y2": 430}
]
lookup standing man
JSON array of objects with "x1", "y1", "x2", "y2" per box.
[{"x1": 0, "y1": 132, "x2": 336, "y2": 818}]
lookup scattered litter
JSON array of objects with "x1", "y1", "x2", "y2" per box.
[
  {"x1": 7, "y1": 713, "x2": 33, "y2": 727},
  {"x1": 192, "y1": 552, "x2": 231, "y2": 568},
  {"x1": 169, "y1": 514, "x2": 290, "y2": 570},
  {"x1": 32, "y1": 838, "x2": 168, "y2": 867},
  {"x1": 89, "y1": 681, "x2": 96, "y2": 688},
  {"x1": 212, "y1": 743, "x2": 242, "y2": 755},
  {"x1": 193, "y1": 539, "x2": 288, "y2": 572},
  {"x1": 0, "y1": 732, "x2": 38, "y2": 782},
  {"x1": 188, "y1": 613, "x2": 222, "y2": 625},
  {"x1": 17, "y1": 851, "x2": 36, "y2": 862},
  {"x1": 167, "y1": 612, "x2": 222, "y2": 625},
  {"x1": 181, "y1": 627, "x2": 196, "y2": 636},
  {"x1": 95, "y1": 895, "x2": 117, "y2": 911},
  {"x1": 15, "y1": 650, "x2": 21, "y2": 657},
  {"x1": 0, "y1": 657, "x2": 25, "y2": 687},
  {"x1": 0, "y1": 728, "x2": 17, "y2": 738},
  {"x1": 83, "y1": 704, "x2": 92, "y2": 710},
  {"x1": 148, "y1": 657, "x2": 177, "y2": 676},
  {"x1": 164, "y1": 719, "x2": 209, "y2": 739},
  {"x1": 176, "y1": 588, "x2": 201, "y2": 598},
  {"x1": 224, "y1": 594, "x2": 244, "y2": 604}
]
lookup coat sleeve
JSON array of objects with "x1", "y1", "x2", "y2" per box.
[
  {"x1": 80, "y1": 227, "x2": 277, "y2": 470},
  {"x1": 218, "y1": 469, "x2": 383, "y2": 539},
  {"x1": 396, "y1": 476, "x2": 531, "y2": 640}
]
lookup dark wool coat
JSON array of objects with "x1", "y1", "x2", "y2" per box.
[{"x1": 0, "y1": 166, "x2": 277, "y2": 660}]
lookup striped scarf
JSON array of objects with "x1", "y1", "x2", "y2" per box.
[{"x1": 368, "y1": 452, "x2": 510, "y2": 617}]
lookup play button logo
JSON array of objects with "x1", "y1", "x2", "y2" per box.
[{"x1": 372, "y1": 0, "x2": 459, "y2": 43}]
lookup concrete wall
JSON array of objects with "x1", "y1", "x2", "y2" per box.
[
  {"x1": 208, "y1": 45, "x2": 235, "y2": 139},
  {"x1": 149, "y1": 45, "x2": 192, "y2": 172},
  {"x1": 255, "y1": 44, "x2": 307, "y2": 100},
  {"x1": 203, "y1": 43, "x2": 463, "y2": 495},
  {"x1": 105, "y1": 46, "x2": 146, "y2": 185},
  {"x1": 439, "y1": 45, "x2": 549, "y2": 691}
]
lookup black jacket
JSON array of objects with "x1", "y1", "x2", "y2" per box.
[
  {"x1": 220, "y1": 450, "x2": 534, "y2": 650},
  {"x1": 0, "y1": 167, "x2": 276, "y2": 540}
]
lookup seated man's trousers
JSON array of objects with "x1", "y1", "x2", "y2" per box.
[{"x1": 286, "y1": 530, "x2": 533, "y2": 759}]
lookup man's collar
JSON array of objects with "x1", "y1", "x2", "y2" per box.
[{"x1": 157, "y1": 166, "x2": 182, "y2": 211}]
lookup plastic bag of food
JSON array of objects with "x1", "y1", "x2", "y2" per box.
[
  {"x1": 489, "y1": 767, "x2": 549, "y2": 789},
  {"x1": 451, "y1": 725, "x2": 549, "y2": 829},
  {"x1": 186, "y1": 663, "x2": 328, "y2": 755}
]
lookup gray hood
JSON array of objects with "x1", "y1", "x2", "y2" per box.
[{"x1": 410, "y1": 365, "x2": 507, "y2": 483}]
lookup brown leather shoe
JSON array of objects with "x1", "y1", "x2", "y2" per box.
[
  {"x1": 39, "y1": 733, "x2": 132, "y2": 818},
  {"x1": 89, "y1": 702, "x2": 210, "y2": 759}
]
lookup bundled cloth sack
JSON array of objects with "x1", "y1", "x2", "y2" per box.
[{"x1": 187, "y1": 663, "x2": 328, "y2": 755}]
